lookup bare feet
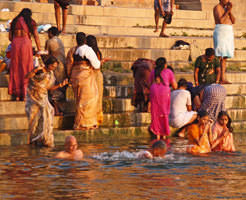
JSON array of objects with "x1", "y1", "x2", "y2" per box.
[
  {"x1": 159, "y1": 33, "x2": 169, "y2": 37},
  {"x1": 220, "y1": 80, "x2": 231, "y2": 84},
  {"x1": 153, "y1": 28, "x2": 159, "y2": 33}
]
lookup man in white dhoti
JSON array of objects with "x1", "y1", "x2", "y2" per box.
[{"x1": 213, "y1": 0, "x2": 235, "y2": 84}]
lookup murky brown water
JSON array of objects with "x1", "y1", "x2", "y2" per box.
[{"x1": 0, "y1": 133, "x2": 246, "y2": 200}]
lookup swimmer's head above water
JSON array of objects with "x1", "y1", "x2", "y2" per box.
[{"x1": 151, "y1": 140, "x2": 167, "y2": 157}]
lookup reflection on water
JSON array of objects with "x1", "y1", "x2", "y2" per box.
[{"x1": 0, "y1": 134, "x2": 246, "y2": 200}]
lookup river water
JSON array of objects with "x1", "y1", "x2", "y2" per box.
[{"x1": 0, "y1": 133, "x2": 246, "y2": 200}]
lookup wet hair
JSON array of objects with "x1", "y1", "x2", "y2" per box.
[
  {"x1": 152, "y1": 140, "x2": 166, "y2": 150},
  {"x1": 11, "y1": 8, "x2": 34, "y2": 37},
  {"x1": 178, "y1": 78, "x2": 188, "y2": 88},
  {"x1": 198, "y1": 110, "x2": 209, "y2": 118},
  {"x1": 205, "y1": 48, "x2": 215, "y2": 57},
  {"x1": 44, "y1": 56, "x2": 58, "y2": 67},
  {"x1": 48, "y1": 26, "x2": 60, "y2": 36},
  {"x1": 154, "y1": 57, "x2": 167, "y2": 83},
  {"x1": 76, "y1": 32, "x2": 86, "y2": 46},
  {"x1": 218, "y1": 111, "x2": 233, "y2": 132},
  {"x1": 86, "y1": 35, "x2": 102, "y2": 60}
]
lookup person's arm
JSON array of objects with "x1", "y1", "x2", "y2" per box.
[
  {"x1": 49, "y1": 78, "x2": 68, "y2": 91},
  {"x1": 171, "y1": 0, "x2": 174, "y2": 14},
  {"x1": 33, "y1": 26, "x2": 41, "y2": 51},
  {"x1": 8, "y1": 30, "x2": 13, "y2": 42},
  {"x1": 194, "y1": 68, "x2": 199, "y2": 86},
  {"x1": 194, "y1": 57, "x2": 200, "y2": 86},
  {"x1": 66, "y1": 48, "x2": 74, "y2": 77},
  {"x1": 25, "y1": 66, "x2": 44, "y2": 79},
  {"x1": 193, "y1": 95, "x2": 201, "y2": 110},
  {"x1": 186, "y1": 92, "x2": 192, "y2": 111},
  {"x1": 85, "y1": 46, "x2": 101, "y2": 69},
  {"x1": 199, "y1": 89, "x2": 204, "y2": 103},
  {"x1": 228, "y1": 3, "x2": 236, "y2": 24},
  {"x1": 215, "y1": 60, "x2": 221, "y2": 83},
  {"x1": 158, "y1": 0, "x2": 165, "y2": 16},
  {"x1": 171, "y1": 80, "x2": 177, "y2": 90},
  {"x1": 214, "y1": 4, "x2": 231, "y2": 24}
]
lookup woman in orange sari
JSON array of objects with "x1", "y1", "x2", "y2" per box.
[
  {"x1": 8, "y1": 8, "x2": 41, "y2": 101},
  {"x1": 66, "y1": 32, "x2": 101, "y2": 130},
  {"x1": 187, "y1": 110, "x2": 212, "y2": 154}
]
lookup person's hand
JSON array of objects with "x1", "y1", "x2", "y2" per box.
[
  {"x1": 34, "y1": 66, "x2": 44, "y2": 73},
  {"x1": 171, "y1": 10, "x2": 174, "y2": 15},
  {"x1": 101, "y1": 57, "x2": 111, "y2": 64},
  {"x1": 161, "y1": 10, "x2": 165, "y2": 17},
  {"x1": 227, "y1": 2, "x2": 232, "y2": 12},
  {"x1": 60, "y1": 78, "x2": 69, "y2": 87}
]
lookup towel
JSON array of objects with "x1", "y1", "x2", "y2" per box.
[{"x1": 213, "y1": 24, "x2": 234, "y2": 58}]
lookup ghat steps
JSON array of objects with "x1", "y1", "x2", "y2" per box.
[{"x1": 0, "y1": 1, "x2": 246, "y2": 145}]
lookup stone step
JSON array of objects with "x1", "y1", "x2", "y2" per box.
[
  {"x1": 0, "y1": 1, "x2": 207, "y2": 19},
  {"x1": 2, "y1": 82, "x2": 246, "y2": 102},
  {"x1": 0, "y1": 111, "x2": 150, "y2": 131},
  {"x1": 1, "y1": 72, "x2": 246, "y2": 88},
  {"x1": 0, "y1": 126, "x2": 150, "y2": 146},
  {"x1": 0, "y1": 108, "x2": 244, "y2": 132},
  {"x1": 0, "y1": 92, "x2": 246, "y2": 117},
  {"x1": 0, "y1": 9, "x2": 214, "y2": 29},
  {"x1": 2, "y1": 32, "x2": 246, "y2": 51}
]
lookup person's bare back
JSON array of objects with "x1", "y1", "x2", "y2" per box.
[{"x1": 55, "y1": 135, "x2": 83, "y2": 160}]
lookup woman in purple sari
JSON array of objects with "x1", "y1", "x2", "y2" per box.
[{"x1": 149, "y1": 57, "x2": 177, "y2": 139}]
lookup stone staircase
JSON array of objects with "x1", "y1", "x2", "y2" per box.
[{"x1": 0, "y1": 1, "x2": 246, "y2": 145}]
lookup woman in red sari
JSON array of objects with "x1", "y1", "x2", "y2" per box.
[{"x1": 8, "y1": 8, "x2": 41, "y2": 101}]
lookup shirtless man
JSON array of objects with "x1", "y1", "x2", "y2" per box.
[
  {"x1": 55, "y1": 135, "x2": 83, "y2": 160},
  {"x1": 213, "y1": 0, "x2": 236, "y2": 84}
]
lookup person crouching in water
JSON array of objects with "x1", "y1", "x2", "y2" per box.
[
  {"x1": 186, "y1": 110, "x2": 212, "y2": 154},
  {"x1": 55, "y1": 135, "x2": 83, "y2": 160},
  {"x1": 137, "y1": 140, "x2": 167, "y2": 159},
  {"x1": 210, "y1": 111, "x2": 235, "y2": 152},
  {"x1": 25, "y1": 56, "x2": 68, "y2": 147}
]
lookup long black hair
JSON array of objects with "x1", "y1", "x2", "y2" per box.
[
  {"x1": 44, "y1": 56, "x2": 58, "y2": 68},
  {"x1": 218, "y1": 111, "x2": 233, "y2": 132},
  {"x1": 86, "y1": 35, "x2": 102, "y2": 60},
  {"x1": 11, "y1": 8, "x2": 34, "y2": 37},
  {"x1": 154, "y1": 57, "x2": 166, "y2": 83}
]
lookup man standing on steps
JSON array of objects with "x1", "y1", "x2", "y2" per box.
[
  {"x1": 213, "y1": 0, "x2": 235, "y2": 84},
  {"x1": 54, "y1": 0, "x2": 70, "y2": 34},
  {"x1": 154, "y1": 0, "x2": 174, "y2": 37}
]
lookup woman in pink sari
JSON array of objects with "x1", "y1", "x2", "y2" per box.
[
  {"x1": 149, "y1": 57, "x2": 177, "y2": 139},
  {"x1": 8, "y1": 8, "x2": 41, "y2": 101}
]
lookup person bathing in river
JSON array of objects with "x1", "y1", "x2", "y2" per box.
[
  {"x1": 186, "y1": 110, "x2": 212, "y2": 154},
  {"x1": 211, "y1": 111, "x2": 235, "y2": 152},
  {"x1": 55, "y1": 135, "x2": 83, "y2": 160},
  {"x1": 137, "y1": 140, "x2": 167, "y2": 159}
]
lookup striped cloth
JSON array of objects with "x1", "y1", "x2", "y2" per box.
[
  {"x1": 199, "y1": 84, "x2": 226, "y2": 121},
  {"x1": 154, "y1": 0, "x2": 172, "y2": 12}
]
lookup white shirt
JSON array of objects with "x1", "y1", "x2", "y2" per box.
[
  {"x1": 75, "y1": 44, "x2": 101, "y2": 69},
  {"x1": 169, "y1": 89, "x2": 192, "y2": 118}
]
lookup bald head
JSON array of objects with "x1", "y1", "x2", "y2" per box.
[
  {"x1": 65, "y1": 135, "x2": 77, "y2": 144},
  {"x1": 65, "y1": 136, "x2": 78, "y2": 153}
]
